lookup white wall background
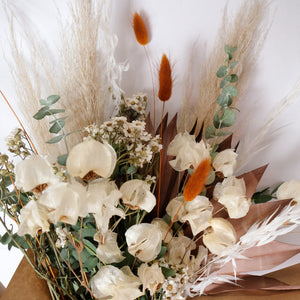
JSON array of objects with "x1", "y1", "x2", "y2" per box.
[{"x1": 0, "y1": 0, "x2": 300, "y2": 287}]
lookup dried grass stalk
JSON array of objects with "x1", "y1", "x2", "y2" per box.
[
  {"x1": 5, "y1": 0, "x2": 124, "y2": 155},
  {"x1": 178, "y1": 0, "x2": 271, "y2": 136}
]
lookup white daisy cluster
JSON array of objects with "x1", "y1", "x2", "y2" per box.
[
  {"x1": 6, "y1": 128, "x2": 31, "y2": 158},
  {"x1": 85, "y1": 117, "x2": 161, "y2": 168},
  {"x1": 118, "y1": 93, "x2": 147, "y2": 121},
  {"x1": 162, "y1": 270, "x2": 188, "y2": 300}
]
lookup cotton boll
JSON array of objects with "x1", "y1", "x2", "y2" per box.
[
  {"x1": 203, "y1": 218, "x2": 237, "y2": 256},
  {"x1": 66, "y1": 138, "x2": 117, "y2": 180},
  {"x1": 125, "y1": 223, "x2": 162, "y2": 262}
]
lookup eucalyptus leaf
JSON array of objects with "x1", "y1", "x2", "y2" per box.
[
  {"x1": 57, "y1": 153, "x2": 68, "y2": 166},
  {"x1": 224, "y1": 45, "x2": 230, "y2": 54},
  {"x1": 83, "y1": 256, "x2": 98, "y2": 272},
  {"x1": 46, "y1": 95, "x2": 60, "y2": 105},
  {"x1": 231, "y1": 46, "x2": 237, "y2": 53},
  {"x1": 223, "y1": 85, "x2": 238, "y2": 97},
  {"x1": 230, "y1": 74, "x2": 239, "y2": 82},
  {"x1": 216, "y1": 66, "x2": 228, "y2": 78},
  {"x1": 220, "y1": 75, "x2": 232, "y2": 88},
  {"x1": 46, "y1": 135, "x2": 64, "y2": 144},
  {"x1": 127, "y1": 165, "x2": 137, "y2": 175},
  {"x1": 1, "y1": 232, "x2": 12, "y2": 245},
  {"x1": 81, "y1": 228, "x2": 97, "y2": 239},
  {"x1": 161, "y1": 266, "x2": 175, "y2": 278},
  {"x1": 39, "y1": 99, "x2": 47, "y2": 106},
  {"x1": 205, "y1": 125, "x2": 216, "y2": 139},
  {"x1": 156, "y1": 245, "x2": 167, "y2": 259},
  {"x1": 82, "y1": 238, "x2": 97, "y2": 254},
  {"x1": 11, "y1": 233, "x2": 30, "y2": 249},
  {"x1": 33, "y1": 106, "x2": 50, "y2": 120},
  {"x1": 220, "y1": 110, "x2": 236, "y2": 128},
  {"x1": 217, "y1": 93, "x2": 229, "y2": 107},
  {"x1": 49, "y1": 119, "x2": 66, "y2": 134}
]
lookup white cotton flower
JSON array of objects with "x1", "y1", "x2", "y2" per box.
[
  {"x1": 66, "y1": 138, "x2": 117, "y2": 179},
  {"x1": 151, "y1": 218, "x2": 173, "y2": 243},
  {"x1": 212, "y1": 149, "x2": 237, "y2": 177},
  {"x1": 166, "y1": 196, "x2": 184, "y2": 222},
  {"x1": 166, "y1": 196, "x2": 213, "y2": 236},
  {"x1": 138, "y1": 263, "x2": 165, "y2": 295},
  {"x1": 181, "y1": 196, "x2": 213, "y2": 236},
  {"x1": 125, "y1": 224, "x2": 162, "y2": 262},
  {"x1": 167, "y1": 236, "x2": 196, "y2": 266},
  {"x1": 167, "y1": 132, "x2": 210, "y2": 171},
  {"x1": 213, "y1": 176, "x2": 251, "y2": 219},
  {"x1": 90, "y1": 265, "x2": 143, "y2": 300},
  {"x1": 120, "y1": 179, "x2": 156, "y2": 212},
  {"x1": 15, "y1": 155, "x2": 58, "y2": 192},
  {"x1": 277, "y1": 179, "x2": 300, "y2": 203},
  {"x1": 18, "y1": 200, "x2": 50, "y2": 237},
  {"x1": 94, "y1": 230, "x2": 124, "y2": 264},
  {"x1": 39, "y1": 181, "x2": 86, "y2": 225},
  {"x1": 87, "y1": 180, "x2": 124, "y2": 233},
  {"x1": 203, "y1": 218, "x2": 237, "y2": 256}
]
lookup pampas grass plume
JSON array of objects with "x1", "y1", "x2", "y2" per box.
[
  {"x1": 158, "y1": 54, "x2": 172, "y2": 101},
  {"x1": 133, "y1": 12, "x2": 149, "y2": 45}
]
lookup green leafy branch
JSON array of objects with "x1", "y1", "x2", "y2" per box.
[
  {"x1": 205, "y1": 45, "x2": 239, "y2": 143},
  {"x1": 33, "y1": 95, "x2": 71, "y2": 166}
]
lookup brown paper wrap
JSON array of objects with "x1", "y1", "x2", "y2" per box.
[{"x1": 1, "y1": 253, "x2": 300, "y2": 299}]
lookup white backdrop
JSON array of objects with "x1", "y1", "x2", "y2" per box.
[{"x1": 0, "y1": 0, "x2": 300, "y2": 287}]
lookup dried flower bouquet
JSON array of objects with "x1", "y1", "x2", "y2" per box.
[{"x1": 1, "y1": 1, "x2": 300, "y2": 300}]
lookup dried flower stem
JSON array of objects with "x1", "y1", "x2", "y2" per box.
[
  {"x1": 164, "y1": 198, "x2": 185, "y2": 241},
  {"x1": 157, "y1": 101, "x2": 165, "y2": 217},
  {"x1": 143, "y1": 46, "x2": 156, "y2": 126},
  {"x1": 0, "y1": 90, "x2": 38, "y2": 154}
]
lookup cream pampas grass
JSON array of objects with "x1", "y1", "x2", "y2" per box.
[
  {"x1": 4, "y1": 0, "x2": 125, "y2": 155},
  {"x1": 178, "y1": 0, "x2": 271, "y2": 136}
]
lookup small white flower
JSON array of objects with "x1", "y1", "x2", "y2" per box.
[
  {"x1": 18, "y1": 200, "x2": 50, "y2": 237},
  {"x1": 203, "y1": 218, "x2": 237, "y2": 256},
  {"x1": 87, "y1": 180, "x2": 124, "y2": 233},
  {"x1": 212, "y1": 149, "x2": 237, "y2": 177},
  {"x1": 90, "y1": 265, "x2": 143, "y2": 300},
  {"x1": 166, "y1": 196, "x2": 213, "y2": 236},
  {"x1": 94, "y1": 230, "x2": 124, "y2": 264},
  {"x1": 15, "y1": 155, "x2": 58, "y2": 192},
  {"x1": 151, "y1": 218, "x2": 173, "y2": 243},
  {"x1": 167, "y1": 132, "x2": 210, "y2": 172},
  {"x1": 138, "y1": 263, "x2": 165, "y2": 295},
  {"x1": 39, "y1": 181, "x2": 87, "y2": 225},
  {"x1": 277, "y1": 179, "x2": 300, "y2": 203},
  {"x1": 213, "y1": 176, "x2": 250, "y2": 219},
  {"x1": 167, "y1": 236, "x2": 195, "y2": 266},
  {"x1": 125, "y1": 223, "x2": 162, "y2": 262},
  {"x1": 66, "y1": 138, "x2": 117, "y2": 179},
  {"x1": 120, "y1": 179, "x2": 156, "y2": 212}
]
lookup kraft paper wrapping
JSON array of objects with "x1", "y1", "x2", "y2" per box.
[{"x1": 1, "y1": 255, "x2": 300, "y2": 299}]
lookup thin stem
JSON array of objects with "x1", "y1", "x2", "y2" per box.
[
  {"x1": 157, "y1": 101, "x2": 165, "y2": 217},
  {"x1": 0, "y1": 90, "x2": 38, "y2": 154},
  {"x1": 143, "y1": 46, "x2": 156, "y2": 127},
  {"x1": 164, "y1": 199, "x2": 185, "y2": 241}
]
